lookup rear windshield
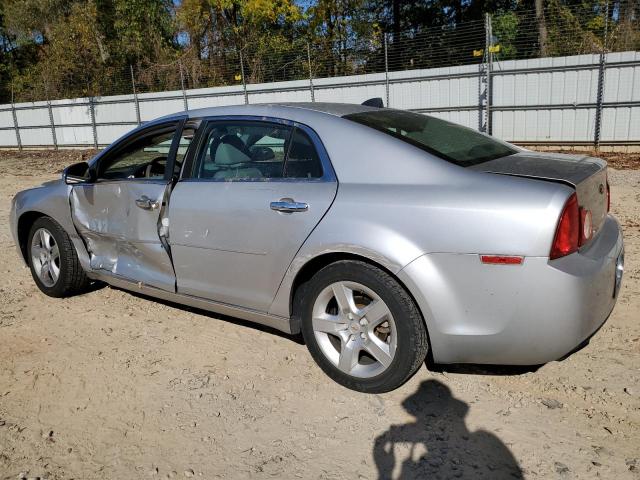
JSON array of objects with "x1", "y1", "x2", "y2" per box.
[{"x1": 344, "y1": 110, "x2": 516, "y2": 167}]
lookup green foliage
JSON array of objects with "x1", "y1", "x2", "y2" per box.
[
  {"x1": 493, "y1": 11, "x2": 519, "y2": 59},
  {"x1": 0, "y1": 0, "x2": 637, "y2": 103},
  {"x1": 111, "y1": 0, "x2": 175, "y2": 64}
]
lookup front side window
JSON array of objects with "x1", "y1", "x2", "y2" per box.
[
  {"x1": 344, "y1": 110, "x2": 516, "y2": 167},
  {"x1": 98, "y1": 126, "x2": 177, "y2": 180}
]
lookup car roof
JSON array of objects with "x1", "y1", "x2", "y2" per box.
[
  {"x1": 178, "y1": 102, "x2": 381, "y2": 121},
  {"x1": 96, "y1": 102, "x2": 387, "y2": 169}
]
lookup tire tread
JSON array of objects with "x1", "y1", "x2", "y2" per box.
[
  {"x1": 298, "y1": 259, "x2": 429, "y2": 393},
  {"x1": 28, "y1": 216, "x2": 90, "y2": 297}
]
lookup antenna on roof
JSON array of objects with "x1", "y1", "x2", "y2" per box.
[{"x1": 362, "y1": 97, "x2": 384, "y2": 108}]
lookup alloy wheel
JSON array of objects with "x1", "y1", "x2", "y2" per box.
[
  {"x1": 311, "y1": 281, "x2": 397, "y2": 378},
  {"x1": 30, "y1": 227, "x2": 60, "y2": 287}
]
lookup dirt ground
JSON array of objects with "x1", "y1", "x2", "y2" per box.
[{"x1": 0, "y1": 151, "x2": 638, "y2": 480}]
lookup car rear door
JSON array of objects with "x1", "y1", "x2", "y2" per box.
[
  {"x1": 168, "y1": 117, "x2": 337, "y2": 312},
  {"x1": 70, "y1": 119, "x2": 194, "y2": 292}
]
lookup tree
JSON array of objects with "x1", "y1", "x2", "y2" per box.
[
  {"x1": 175, "y1": 0, "x2": 302, "y2": 86},
  {"x1": 16, "y1": 1, "x2": 112, "y2": 99},
  {"x1": 535, "y1": 0, "x2": 547, "y2": 57},
  {"x1": 2, "y1": 0, "x2": 72, "y2": 44},
  {"x1": 0, "y1": 0, "x2": 639, "y2": 103},
  {"x1": 614, "y1": 0, "x2": 640, "y2": 51},
  {"x1": 111, "y1": 0, "x2": 175, "y2": 64}
]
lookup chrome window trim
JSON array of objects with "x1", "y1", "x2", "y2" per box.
[
  {"x1": 181, "y1": 115, "x2": 337, "y2": 184},
  {"x1": 77, "y1": 179, "x2": 169, "y2": 187}
]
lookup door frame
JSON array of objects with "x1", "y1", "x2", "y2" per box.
[
  {"x1": 178, "y1": 115, "x2": 337, "y2": 183},
  {"x1": 89, "y1": 116, "x2": 188, "y2": 184},
  {"x1": 167, "y1": 114, "x2": 339, "y2": 312},
  {"x1": 69, "y1": 117, "x2": 193, "y2": 291},
  {"x1": 84, "y1": 115, "x2": 337, "y2": 333}
]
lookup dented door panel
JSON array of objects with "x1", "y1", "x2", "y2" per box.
[{"x1": 70, "y1": 181, "x2": 175, "y2": 292}]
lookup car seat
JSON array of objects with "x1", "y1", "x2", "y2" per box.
[{"x1": 212, "y1": 134, "x2": 262, "y2": 180}]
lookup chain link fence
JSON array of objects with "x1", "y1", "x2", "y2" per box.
[{"x1": 1, "y1": 0, "x2": 639, "y2": 150}]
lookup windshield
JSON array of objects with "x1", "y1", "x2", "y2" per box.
[{"x1": 344, "y1": 110, "x2": 517, "y2": 167}]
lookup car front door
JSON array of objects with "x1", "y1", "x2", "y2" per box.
[
  {"x1": 168, "y1": 117, "x2": 338, "y2": 312},
  {"x1": 70, "y1": 119, "x2": 193, "y2": 292}
]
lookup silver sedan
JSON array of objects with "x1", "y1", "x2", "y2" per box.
[{"x1": 10, "y1": 102, "x2": 624, "y2": 393}]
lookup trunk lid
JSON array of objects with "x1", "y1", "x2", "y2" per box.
[{"x1": 470, "y1": 151, "x2": 609, "y2": 241}]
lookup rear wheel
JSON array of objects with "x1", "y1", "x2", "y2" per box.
[
  {"x1": 27, "y1": 216, "x2": 89, "y2": 297},
  {"x1": 299, "y1": 260, "x2": 428, "y2": 393}
]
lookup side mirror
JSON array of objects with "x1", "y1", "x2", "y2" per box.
[{"x1": 63, "y1": 161, "x2": 94, "y2": 185}]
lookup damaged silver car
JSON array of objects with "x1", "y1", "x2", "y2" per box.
[{"x1": 10, "y1": 102, "x2": 624, "y2": 393}]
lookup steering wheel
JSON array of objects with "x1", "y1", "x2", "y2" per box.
[{"x1": 144, "y1": 156, "x2": 167, "y2": 178}]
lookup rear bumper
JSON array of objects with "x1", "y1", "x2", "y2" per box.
[{"x1": 399, "y1": 215, "x2": 624, "y2": 365}]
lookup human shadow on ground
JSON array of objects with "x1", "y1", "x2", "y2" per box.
[{"x1": 373, "y1": 380, "x2": 523, "y2": 480}]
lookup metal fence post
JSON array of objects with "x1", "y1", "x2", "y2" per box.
[
  {"x1": 179, "y1": 60, "x2": 189, "y2": 111},
  {"x1": 307, "y1": 42, "x2": 315, "y2": 102},
  {"x1": 10, "y1": 86, "x2": 22, "y2": 151},
  {"x1": 384, "y1": 33, "x2": 390, "y2": 107},
  {"x1": 477, "y1": 62, "x2": 484, "y2": 132},
  {"x1": 485, "y1": 13, "x2": 493, "y2": 136},
  {"x1": 47, "y1": 99, "x2": 58, "y2": 150},
  {"x1": 130, "y1": 65, "x2": 141, "y2": 125},
  {"x1": 240, "y1": 50, "x2": 249, "y2": 105},
  {"x1": 45, "y1": 82, "x2": 58, "y2": 150},
  {"x1": 594, "y1": 0, "x2": 609, "y2": 150},
  {"x1": 89, "y1": 96, "x2": 98, "y2": 149}
]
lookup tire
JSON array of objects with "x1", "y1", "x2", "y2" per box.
[
  {"x1": 298, "y1": 260, "x2": 429, "y2": 393},
  {"x1": 27, "y1": 216, "x2": 90, "y2": 297}
]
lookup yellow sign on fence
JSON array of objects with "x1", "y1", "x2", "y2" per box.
[
  {"x1": 235, "y1": 74, "x2": 242, "y2": 81},
  {"x1": 473, "y1": 45, "x2": 500, "y2": 57}
]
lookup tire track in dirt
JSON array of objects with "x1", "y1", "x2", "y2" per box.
[{"x1": 0, "y1": 162, "x2": 638, "y2": 479}]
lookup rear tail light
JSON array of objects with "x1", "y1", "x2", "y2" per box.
[
  {"x1": 550, "y1": 193, "x2": 580, "y2": 259},
  {"x1": 550, "y1": 193, "x2": 594, "y2": 259}
]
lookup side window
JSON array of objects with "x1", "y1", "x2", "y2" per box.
[
  {"x1": 197, "y1": 122, "x2": 292, "y2": 180},
  {"x1": 284, "y1": 128, "x2": 323, "y2": 179},
  {"x1": 98, "y1": 127, "x2": 176, "y2": 180}
]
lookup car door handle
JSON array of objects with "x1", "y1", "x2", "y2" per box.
[
  {"x1": 135, "y1": 195, "x2": 159, "y2": 210},
  {"x1": 270, "y1": 199, "x2": 309, "y2": 213}
]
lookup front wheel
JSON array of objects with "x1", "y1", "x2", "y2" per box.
[
  {"x1": 27, "y1": 216, "x2": 89, "y2": 297},
  {"x1": 299, "y1": 260, "x2": 429, "y2": 393}
]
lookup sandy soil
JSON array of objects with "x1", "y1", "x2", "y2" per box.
[{"x1": 0, "y1": 153, "x2": 638, "y2": 480}]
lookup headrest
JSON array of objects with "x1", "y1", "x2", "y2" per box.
[
  {"x1": 214, "y1": 141, "x2": 251, "y2": 165},
  {"x1": 221, "y1": 134, "x2": 246, "y2": 152}
]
